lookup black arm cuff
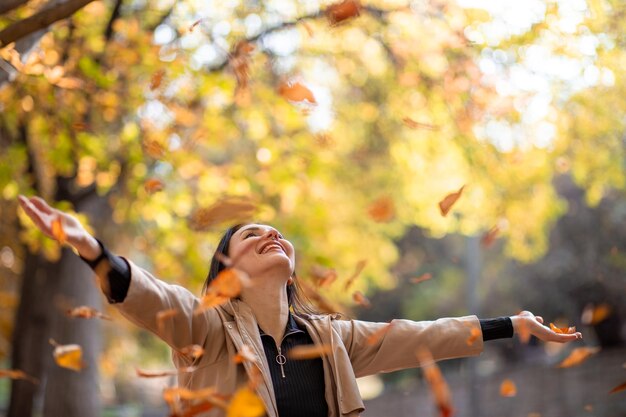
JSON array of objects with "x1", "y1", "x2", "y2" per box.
[
  {"x1": 480, "y1": 316, "x2": 514, "y2": 341},
  {"x1": 79, "y1": 239, "x2": 131, "y2": 304}
]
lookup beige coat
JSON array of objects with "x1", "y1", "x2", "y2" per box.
[{"x1": 116, "y1": 260, "x2": 484, "y2": 416}]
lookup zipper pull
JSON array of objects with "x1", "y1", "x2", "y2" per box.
[{"x1": 276, "y1": 346, "x2": 286, "y2": 378}]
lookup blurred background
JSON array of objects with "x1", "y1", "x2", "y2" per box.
[{"x1": 0, "y1": 0, "x2": 624, "y2": 416}]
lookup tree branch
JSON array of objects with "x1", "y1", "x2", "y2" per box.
[
  {"x1": 0, "y1": 0, "x2": 96, "y2": 47},
  {"x1": 0, "y1": 0, "x2": 31, "y2": 15}
]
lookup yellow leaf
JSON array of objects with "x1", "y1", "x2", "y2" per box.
[
  {"x1": 50, "y1": 339, "x2": 86, "y2": 372},
  {"x1": 227, "y1": 387, "x2": 265, "y2": 417},
  {"x1": 51, "y1": 216, "x2": 67, "y2": 245}
]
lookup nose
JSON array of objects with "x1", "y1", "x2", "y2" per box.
[{"x1": 265, "y1": 229, "x2": 279, "y2": 240}]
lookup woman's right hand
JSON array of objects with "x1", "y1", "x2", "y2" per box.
[{"x1": 18, "y1": 195, "x2": 102, "y2": 260}]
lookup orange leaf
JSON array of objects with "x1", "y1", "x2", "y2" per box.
[
  {"x1": 402, "y1": 117, "x2": 439, "y2": 130},
  {"x1": 51, "y1": 216, "x2": 67, "y2": 245},
  {"x1": 366, "y1": 323, "x2": 394, "y2": 346},
  {"x1": 549, "y1": 322, "x2": 576, "y2": 334},
  {"x1": 416, "y1": 348, "x2": 453, "y2": 417},
  {"x1": 195, "y1": 269, "x2": 250, "y2": 313},
  {"x1": 278, "y1": 81, "x2": 316, "y2": 104},
  {"x1": 301, "y1": 21, "x2": 314, "y2": 37},
  {"x1": 480, "y1": 225, "x2": 500, "y2": 248},
  {"x1": 311, "y1": 264, "x2": 338, "y2": 287},
  {"x1": 410, "y1": 273, "x2": 433, "y2": 284},
  {"x1": 352, "y1": 291, "x2": 371, "y2": 308},
  {"x1": 136, "y1": 366, "x2": 196, "y2": 378},
  {"x1": 367, "y1": 196, "x2": 395, "y2": 222},
  {"x1": 581, "y1": 303, "x2": 611, "y2": 325},
  {"x1": 150, "y1": 69, "x2": 165, "y2": 90},
  {"x1": 163, "y1": 386, "x2": 228, "y2": 414},
  {"x1": 0, "y1": 369, "x2": 38, "y2": 384},
  {"x1": 287, "y1": 344, "x2": 332, "y2": 360},
  {"x1": 557, "y1": 347, "x2": 600, "y2": 368},
  {"x1": 233, "y1": 345, "x2": 256, "y2": 364},
  {"x1": 180, "y1": 344, "x2": 205, "y2": 360},
  {"x1": 66, "y1": 306, "x2": 112, "y2": 320},
  {"x1": 499, "y1": 379, "x2": 517, "y2": 397},
  {"x1": 226, "y1": 386, "x2": 265, "y2": 417},
  {"x1": 609, "y1": 381, "x2": 626, "y2": 394},
  {"x1": 344, "y1": 259, "x2": 367, "y2": 290},
  {"x1": 50, "y1": 339, "x2": 86, "y2": 372},
  {"x1": 465, "y1": 327, "x2": 481, "y2": 346},
  {"x1": 189, "y1": 198, "x2": 256, "y2": 231},
  {"x1": 326, "y1": 0, "x2": 361, "y2": 26},
  {"x1": 144, "y1": 178, "x2": 164, "y2": 194},
  {"x1": 438, "y1": 186, "x2": 465, "y2": 217},
  {"x1": 144, "y1": 139, "x2": 166, "y2": 159}
]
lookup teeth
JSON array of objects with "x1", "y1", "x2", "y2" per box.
[{"x1": 262, "y1": 244, "x2": 281, "y2": 254}]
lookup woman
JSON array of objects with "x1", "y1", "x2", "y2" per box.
[{"x1": 17, "y1": 195, "x2": 582, "y2": 417}]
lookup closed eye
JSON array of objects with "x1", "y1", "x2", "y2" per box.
[{"x1": 244, "y1": 232, "x2": 258, "y2": 239}]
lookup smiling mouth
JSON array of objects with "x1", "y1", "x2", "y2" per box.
[{"x1": 261, "y1": 244, "x2": 284, "y2": 254}]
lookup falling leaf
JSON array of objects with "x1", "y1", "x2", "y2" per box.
[
  {"x1": 326, "y1": 0, "x2": 361, "y2": 26},
  {"x1": 499, "y1": 379, "x2": 517, "y2": 397},
  {"x1": 581, "y1": 303, "x2": 611, "y2": 325},
  {"x1": 311, "y1": 264, "x2": 337, "y2": 287},
  {"x1": 557, "y1": 346, "x2": 600, "y2": 368},
  {"x1": 156, "y1": 308, "x2": 178, "y2": 334},
  {"x1": 144, "y1": 178, "x2": 164, "y2": 194},
  {"x1": 366, "y1": 323, "x2": 394, "y2": 346},
  {"x1": 188, "y1": 19, "x2": 203, "y2": 32},
  {"x1": 299, "y1": 280, "x2": 343, "y2": 314},
  {"x1": 51, "y1": 216, "x2": 67, "y2": 244},
  {"x1": 287, "y1": 344, "x2": 332, "y2": 360},
  {"x1": 301, "y1": 21, "x2": 314, "y2": 37},
  {"x1": 50, "y1": 339, "x2": 86, "y2": 372},
  {"x1": 410, "y1": 273, "x2": 433, "y2": 284},
  {"x1": 233, "y1": 345, "x2": 256, "y2": 364},
  {"x1": 143, "y1": 139, "x2": 166, "y2": 159},
  {"x1": 0, "y1": 369, "x2": 38, "y2": 384},
  {"x1": 189, "y1": 198, "x2": 256, "y2": 231},
  {"x1": 367, "y1": 196, "x2": 395, "y2": 222},
  {"x1": 416, "y1": 348, "x2": 453, "y2": 417},
  {"x1": 550, "y1": 323, "x2": 576, "y2": 334},
  {"x1": 465, "y1": 327, "x2": 481, "y2": 346},
  {"x1": 136, "y1": 366, "x2": 196, "y2": 378},
  {"x1": 71, "y1": 121, "x2": 89, "y2": 131},
  {"x1": 163, "y1": 386, "x2": 228, "y2": 415},
  {"x1": 195, "y1": 269, "x2": 250, "y2": 313},
  {"x1": 179, "y1": 344, "x2": 205, "y2": 360},
  {"x1": 402, "y1": 117, "x2": 439, "y2": 130},
  {"x1": 344, "y1": 259, "x2": 367, "y2": 290},
  {"x1": 353, "y1": 291, "x2": 371, "y2": 308},
  {"x1": 229, "y1": 41, "x2": 255, "y2": 105},
  {"x1": 66, "y1": 306, "x2": 112, "y2": 320},
  {"x1": 227, "y1": 386, "x2": 265, "y2": 417},
  {"x1": 278, "y1": 80, "x2": 316, "y2": 104},
  {"x1": 480, "y1": 225, "x2": 500, "y2": 248},
  {"x1": 609, "y1": 381, "x2": 626, "y2": 394},
  {"x1": 150, "y1": 69, "x2": 165, "y2": 90},
  {"x1": 438, "y1": 186, "x2": 465, "y2": 217},
  {"x1": 54, "y1": 77, "x2": 83, "y2": 89}
]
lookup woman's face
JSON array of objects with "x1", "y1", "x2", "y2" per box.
[{"x1": 228, "y1": 224, "x2": 296, "y2": 279}]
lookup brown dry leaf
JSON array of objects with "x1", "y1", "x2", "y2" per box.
[
  {"x1": 480, "y1": 225, "x2": 500, "y2": 248},
  {"x1": 367, "y1": 196, "x2": 395, "y2": 222},
  {"x1": 54, "y1": 77, "x2": 83, "y2": 89},
  {"x1": 557, "y1": 347, "x2": 600, "y2": 368},
  {"x1": 465, "y1": 327, "x2": 481, "y2": 346},
  {"x1": 581, "y1": 303, "x2": 611, "y2": 325},
  {"x1": 326, "y1": 0, "x2": 361, "y2": 26},
  {"x1": 344, "y1": 259, "x2": 367, "y2": 290},
  {"x1": 72, "y1": 121, "x2": 89, "y2": 131},
  {"x1": 144, "y1": 139, "x2": 166, "y2": 159},
  {"x1": 366, "y1": 323, "x2": 394, "y2": 346},
  {"x1": 189, "y1": 198, "x2": 256, "y2": 231},
  {"x1": 230, "y1": 41, "x2": 255, "y2": 105},
  {"x1": 416, "y1": 347, "x2": 453, "y2": 417},
  {"x1": 550, "y1": 323, "x2": 576, "y2": 334},
  {"x1": 410, "y1": 273, "x2": 433, "y2": 284},
  {"x1": 438, "y1": 186, "x2": 465, "y2": 217},
  {"x1": 233, "y1": 345, "x2": 256, "y2": 364},
  {"x1": 0, "y1": 369, "x2": 39, "y2": 384},
  {"x1": 499, "y1": 379, "x2": 517, "y2": 397},
  {"x1": 156, "y1": 308, "x2": 178, "y2": 334},
  {"x1": 150, "y1": 69, "x2": 165, "y2": 90},
  {"x1": 136, "y1": 366, "x2": 196, "y2": 378},
  {"x1": 49, "y1": 339, "x2": 86, "y2": 372},
  {"x1": 301, "y1": 21, "x2": 314, "y2": 37},
  {"x1": 163, "y1": 386, "x2": 228, "y2": 414},
  {"x1": 299, "y1": 280, "x2": 343, "y2": 314},
  {"x1": 51, "y1": 216, "x2": 67, "y2": 245},
  {"x1": 278, "y1": 80, "x2": 316, "y2": 104},
  {"x1": 310, "y1": 264, "x2": 337, "y2": 288},
  {"x1": 609, "y1": 381, "x2": 626, "y2": 394},
  {"x1": 287, "y1": 344, "x2": 332, "y2": 360},
  {"x1": 195, "y1": 269, "x2": 250, "y2": 313},
  {"x1": 66, "y1": 306, "x2": 112, "y2": 321},
  {"x1": 402, "y1": 117, "x2": 439, "y2": 131},
  {"x1": 144, "y1": 178, "x2": 164, "y2": 194},
  {"x1": 180, "y1": 344, "x2": 205, "y2": 360},
  {"x1": 188, "y1": 19, "x2": 203, "y2": 32},
  {"x1": 353, "y1": 291, "x2": 371, "y2": 308},
  {"x1": 227, "y1": 386, "x2": 265, "y2": 417}
]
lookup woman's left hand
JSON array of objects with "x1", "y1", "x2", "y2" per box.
[{"x1": 510, "y1": 310, "x2": 583, "y2": 343}]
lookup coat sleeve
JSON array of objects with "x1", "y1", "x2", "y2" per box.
[
  {"x1": 113, "y1": 260, "x2": 226, "y2": 365},
  {"x1": 333, "y1": 316, "x2": 483, "y2": 378}
]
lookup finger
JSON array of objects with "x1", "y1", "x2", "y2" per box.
[
  {"x1": 29, "y1": 197, "x2": 55, "y2": 215},
  {"x1": 18, "y1": 196, "x2": 52, "y2": 234},
  {"x1": 550, "y1": 332, "x2": 581, "y2": 343},
  {"x1": 535, "y1": 316, "x2": 544, "y2": 324}
]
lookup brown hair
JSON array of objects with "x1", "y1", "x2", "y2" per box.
[{"x1": 202, "y1": 224, "x2": 320, "y2": 316}]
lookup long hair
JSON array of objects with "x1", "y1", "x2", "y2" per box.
[{"x1": 202, "y1": 224, "x2": 320, "y2": 316}]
